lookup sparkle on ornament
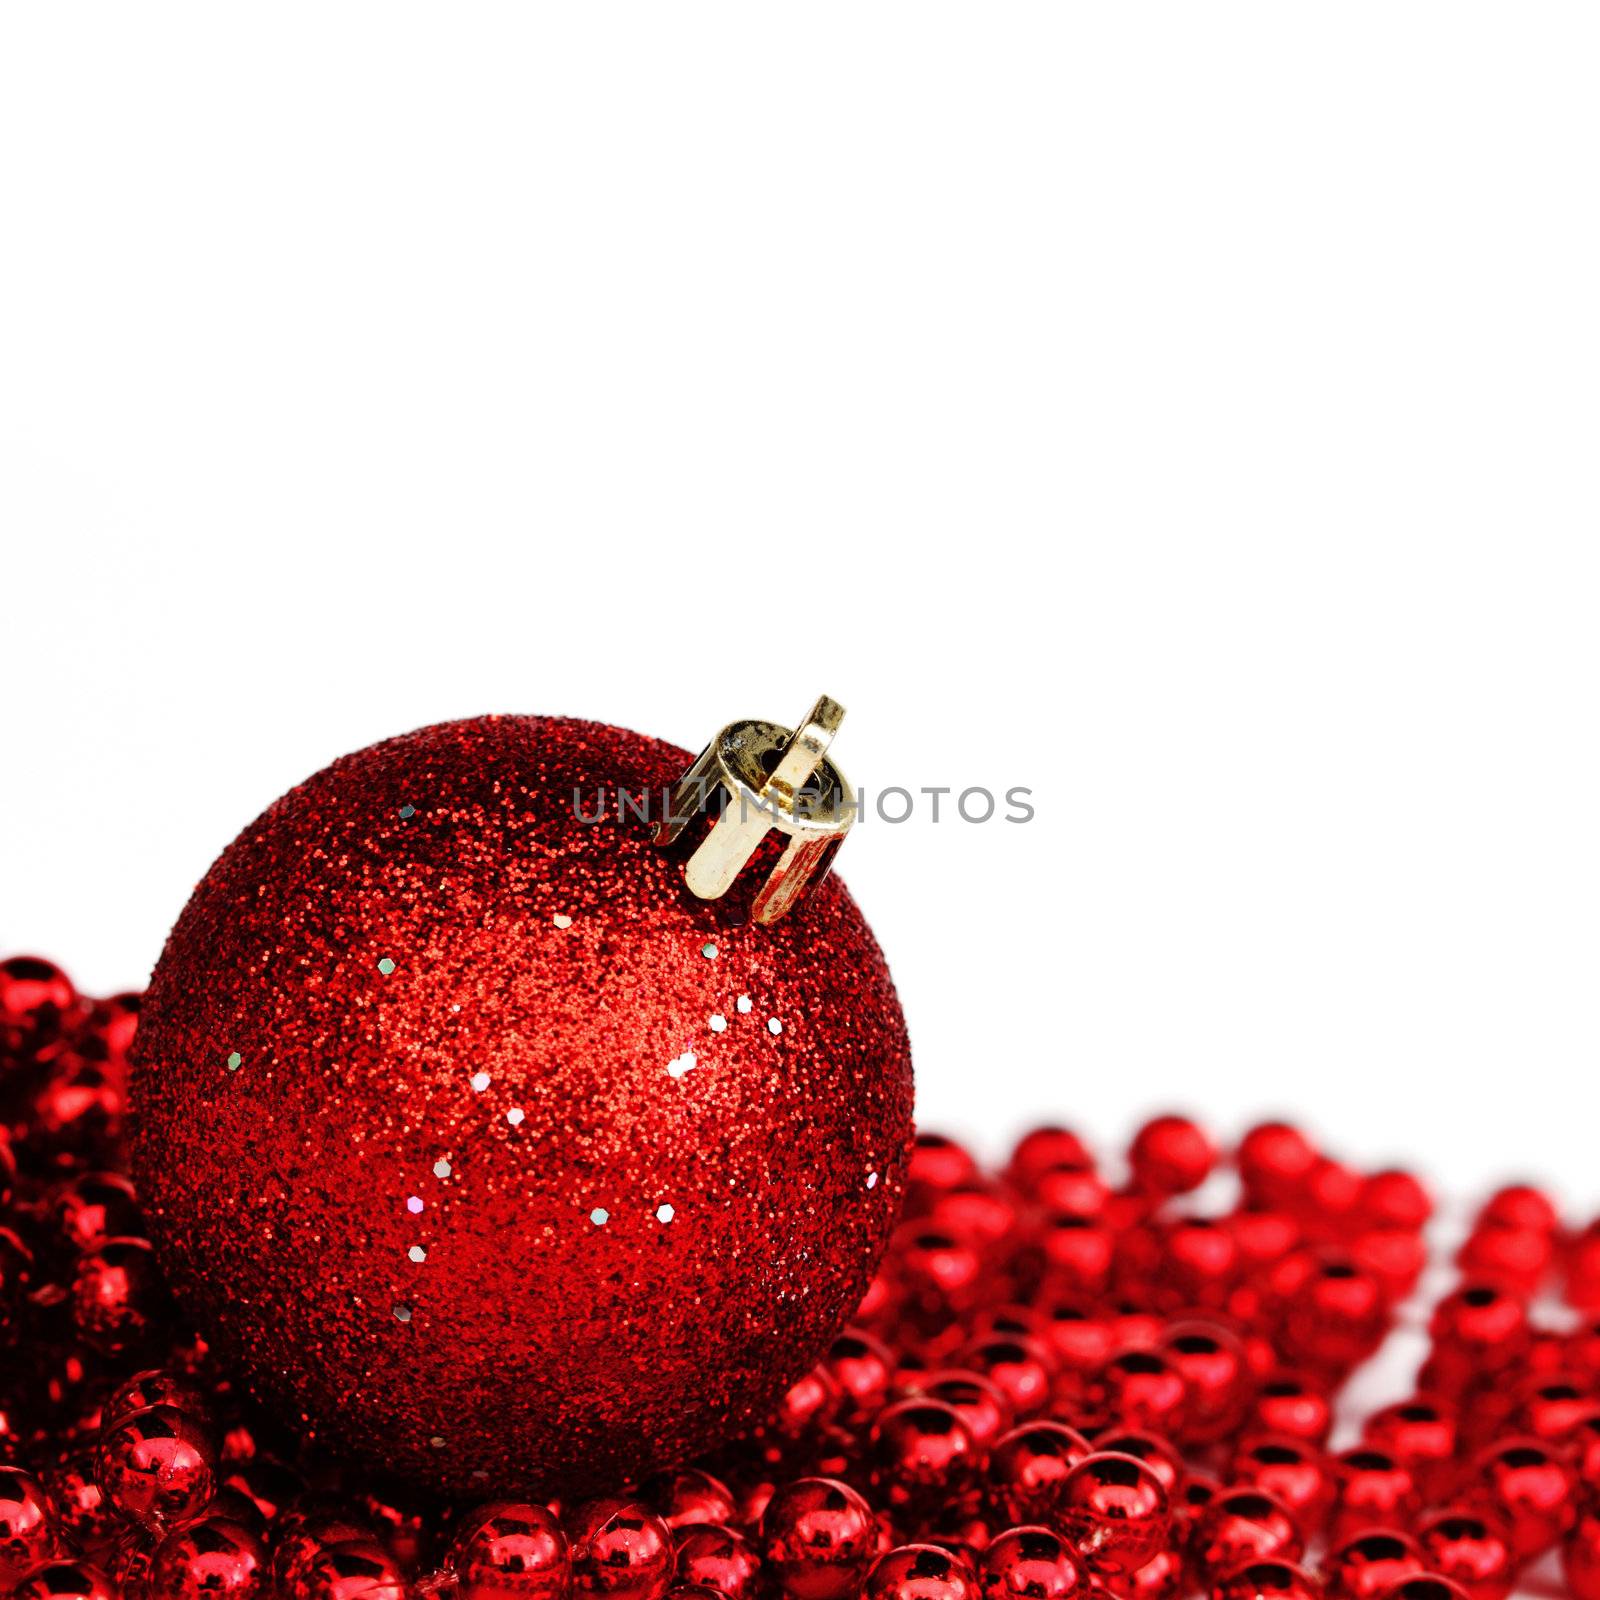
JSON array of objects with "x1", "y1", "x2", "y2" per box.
[
  {"x1": 553, "y1": 913, "x2": 573, "y2": 929},
  {"x1": 430, "y1": 1435, "x2": 447, "y2": 1450},
  {"x1": 768, "y1": 1017, "x2": 784, "y2": 1035},
  {"x1": 406, "y1": 1195, "x2": 424, "y2": 1214},
  {"x1": 393, "y1": 1303, "x2": 412, "y2": 1323},
  {"x1": 667, "y1": 1050, "x2": 697, "y2": 1080},
  {"x1": 433, "y1": 1158, "x2": 452, "y2": 1179},
  {"x1": 736, "y1": 995, "x2": 752, "y2": 1014},
  {"x1": 867, "y1": 1170, "x2": 879, "y2": 1189},
  {"x1": 589, "y1": 1207, "x2": 610, "y2": 1225},
  {"x1": 507, "y1": 1107, "x2": 525, "y2": 1127},
  {"x1": 701, "y1": 942, "x2": 718, "y2": 959},
  {"x1": 471, "y1": 1071, "x2": 490, "y2": 1092},
  {"x1": 656, "y1": 1203, "x2": 676, "y2": 1223},
  {"x1": 377, "y1": 957, "x2": 396, "y2": 976},
  {"x1": 226, "y1": 1051, "x2": 242, "y2": 1071},
  {"x1": 408, "y1": 1245, "x2": 427, "y2": 1263},
  {"x1": 709, "y1": 1014, "x2": 727, "y2": 1033},
  {"x1": 399, "y1": 804, "x2": 416, "y2": 818}
]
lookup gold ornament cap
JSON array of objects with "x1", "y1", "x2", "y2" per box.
[{"x1": 654, "y1": 694, "x2": 855, "y2": 924}]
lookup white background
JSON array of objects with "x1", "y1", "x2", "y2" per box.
[{"x1": 4, "y1": 6, "x2": 1599, "y2": 1212}]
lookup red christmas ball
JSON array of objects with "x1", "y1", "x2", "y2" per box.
[
  {"x1": 1415, "y1": 1510, "x2": 1514, "y2": 1600},
  {"x1": 130, "y1": 715, "x2": 914, "y2": 1495}
]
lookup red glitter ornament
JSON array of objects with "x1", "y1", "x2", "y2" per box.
[{"x1": 129, "y1": 714, "x2": 914, "y2": 1495}]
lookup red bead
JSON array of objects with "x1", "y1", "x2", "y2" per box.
[
  {"x1": 863, "y1": 1545, "x2": 981, "y2": 1600},
  {"x1": 1325, "y1": 1449, "x2": 1418, "y2": 1550},
  {"x1": 1227, "y1": 1213, "x2": 1303, "y2": 1276},
  {"x1": 987, "y1": 1423, "x2": 1092, "y2": 1527},
  {"x1": 9, "y1": 1560, "x2": 116, "y2": 1600},
  {"x1": 822, "y1": 1329, "x2": 896, "y2": 1425},
  {"x1": 674, "y1": 1525, "x2": 762, "y2": 1600},
  {"x1": 1379, "y1": 1579, "x2": 1470, "y2": 1600},
  {"x1": 1456, "y1": 1225, "x2": 1553, "y2": 1296},
  {"x1": 95, "y1": 1404, "x2": 218, "y2": 1530},
  {"x1": 1359, "y1": 1171, "x2": 1432, "y2": 1232},
  {"x1": 1092, "y1": 1350, "x2": 1187, "y2": 1437},
  {"x1": 1360, "y1": 1399, "x2": 1458, "y2": 1503},
  {"x1": 760, "y1": 1479, "x2": 878, "y2": 1600},
  {"x1": 1155, "y1": 1219, "x2": 1239, "y2": 1310},
  {"x1": 1477, "y1": 1184, "x2": 1559, "y2": 1235},
  {"x1": 294, "y1": 1539, "x2": 407, "y2": 1600},
  {"x1": 641, "y1": 1470, "x2": 736, "y2": 1532},
  {"x1": 71, "y1": 1237, "x2": 169, "y2": 1358},
  {"x1": 1426, "y1": 1287, "x2": 1528, "y2": 1391},
  {"x1": 866, "y1": 1400, "x2": 980, "y2": 1520},
  {"x1": 1209, "y1": 1559, "x2": 1323, "y2": 1600},
  {"x1": 1037, "y1": 1219, "x2": 1116, "y2": 1297},
  {"x1": 447, "y1": 1502, "x2": 569, "y2": 1600},
  {"x1": 147, "y1": 1516, "x2": 265, "y2": 1600},
  {"x1": 1237, "y1": 1124, "x2": 1319, "y2": 1207},
  {"x1": 1129, "y1": 1116, "x2": 1216, "y2": 1196},
  {"x1": 909, "y1": 1134, "x2": 980, "y2": 1195},
  {"x1": 0, "y1": 956, "x2": 76, "y2": 1041},
  {"x1": 0, "y1": 1468, "x2": 58, "y2": 1588},
  {"x1": 1159, "y1": 1322, "x2": 1251, "y2": 1444},
  {"x1": 920, "y1": 1371, "x2": 1015, "y2": 1453},
  {"x1": 1106, "y1": 1549, "x2": 1183, "y2": 1600},
  {"x1": 1010, "y1": 1129, "x2": 1095, "y2": 1188},
  {"x1": 1228, "y1": 1437, "x2": 1332, "y2": 1538},
  {"x1": 1242, "y1": 1377, "x2": 1333, "y2": 1448},
  {"x1": 1034, "y1": 1165, "x2": 1112, "y2": 1223},
  {"x1": 1320, "y1": 1530, "x2": 1424, "y2": 1600},
  {"x1": 51, "y1": 1172, "x2": 143, "y2": 1252},
  {"x1": 107, "y1": 1530, "x2": 159, "y2": 1600},
  {"x1": 1087, "y1": 1432, "x2": 1182, "y2": 1497},
  {"x1": 1349, "y1": 1230, "x2": 1427, "y2": 1303},
  {"x1": 1278, "y1": 1257, "x2": 1388, "y2": 1375},
  {"x1": 1469, "y1": 1436, "x2": 1577, "y2": 1560},
  {"x1": 1172, "y1": 1474, "x2": 1220, "y2": 1548},
  {"x1": 38, "y1": 1451, "x2": 115, "y2": 1551},
  {"x1": 960, "y1": 1337, "x2": 1056, "y2": 1421},
  {"x1": 1192, "y1": 1487, "x2": 1304, "y2": 1585},
  {"x1": 1566, "y1": 1506, "x2": 1600, "y2": 1600},
  {"x1": 1513, "y1": 1376, "x2": 1597, "y2": 1446},
  {"x1": 105, "y1": 1370, "x2": 211, "y2": 1431},
  {"x1": 1415, "y1": 1509, "x2": 1515, "y2": 1600},
  {"x1": 569, "y1": 1500, "x2": 675, "y2": 1600},
  {"x1": 977, "y1": 1526, "x2": 1086, "y2": 1600},
  {"x1": 1055, "y1": 1453, "x2": 1170, "y2": 1577}
]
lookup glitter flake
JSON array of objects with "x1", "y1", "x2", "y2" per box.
[
  {"x1": 553, "y1": 913, "x2": 573, "y2": 929},
  {"x1": 767, "y1": 1017, "x2": 784, "y2": 1035},
  {"x1": 377, "y1": 958, "x2": 396, "y2": 976},
  {"x1": 736, "y1": 995, "x2": 753, "y2": 1014},
  {"x1": 408, "y1": 1245, "x2": 427, "y2": 1263},
  {"x1": 399, "y1": 804, "x2": 416, "y2": 819},
  {"x1": 656, "y1": 1203, "x2": 676, "y2": 1223},
  {"x1": 667, "y1": 1050, "x2": 697, "y2": 1080},
  {"x1": 507, "y1": 1108, "x2": 525, "y2": 1127},
  {"x1": 701, "y1": 942, "x2": 718, "y2": 960},
  {"x1": 433, "y1": 1158, "x2": 452, "y2": 1179},
  {"x1": 226, "y1": 1051, "x2": 242, "y2": 1071},
  {"x1": 471, "y1": 1071, "x2": 490, "y2": 1092},
  {"x1": 709, "y1": 1014, "x2": 727, "y2": 1034},
  {"x1": 589, "y1": 1207, "x2": 609, "y2": 1226},
  {"x1": 406, "y1": 1195, "x2": 424, "y2": 1214}
]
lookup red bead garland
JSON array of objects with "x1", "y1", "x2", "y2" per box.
[{"x1": 9, "y1": 951, "x2": 1600, "y2": 1598}]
